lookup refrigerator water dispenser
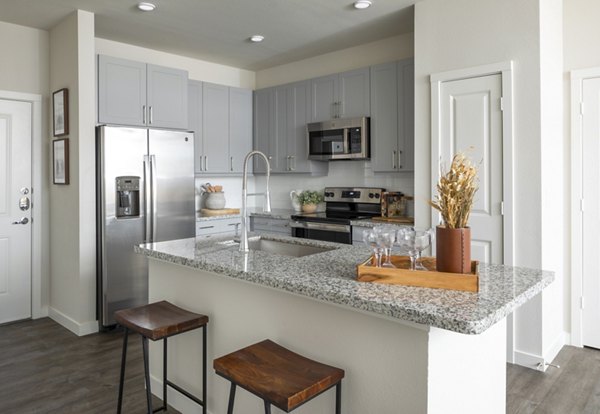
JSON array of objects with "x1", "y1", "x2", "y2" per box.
[{"x1": 116, "y1": 176, "x2": 140, "y2": 218}]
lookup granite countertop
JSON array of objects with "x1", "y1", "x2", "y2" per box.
[
  {"x1": 135, "y1": 234, "x2": 554, "y2": 335},
  {"x1": 197, "y1": 208, "x2": 296, "y2": 222}
]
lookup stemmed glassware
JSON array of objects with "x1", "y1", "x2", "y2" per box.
[
  {"x1": 374, "y1": 226, "x2": 397, "y2": 268},
  {"x1": 396, "y1": 227, "x2": 435, "y2": 270},
  {"x1": 412, "y1": 228, "x2": 435, "y2": 270},
  {"x1": 363, "y1": 229, "x2": 383, "y2": 267}
]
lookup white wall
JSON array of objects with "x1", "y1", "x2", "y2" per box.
[
  {"x1": 48, "y1": 10, "x2": 97, "y2": 335},
  {"x1": 255, "y1": 33, "x2": 414, "y2": 89},
  {"x1": 95, "y1": 38, "x2": 255, "y2": 89},
  {"x1": 563, "y1": 0, "x2": 600, "y2": 340},
  {"x1": 414, "y1": 0, "x2": 563, "y2": 366},
  {"x1": 0, "y1": 21, "x2": 50, "y2": 315}
]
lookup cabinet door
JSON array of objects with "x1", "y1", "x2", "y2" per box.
[
  {"x1": 370, "y1": 62, "x2": 399, "y2": 172},
  {"x1": 229, "y1": 87, "x2": 253, "y2": 173},
  {"x1": 188, "y1": 80, "x2": 203, "y2": 174},
  {"x1": 310, "y1": 74, "x2": 337, "y2": 122},
  {"x1": 202, "y1": 82, "x2": 229, "y2": 173},
  {"x1": 398, "y1": 59, "x2": 414, "y2": 171},
  {"x1": 147, "y1": 64, "x2": 188, "y2": 129},
  {"x1": 339, "y1": 67, "x2": 370, "y2": 118},
  {"x1": 253, "y1": 88, "x2": 274, "y2": 174},
  {"x1": 98, "y1": 55, "x2": 147, "y2": 126},
  {"x1": 271, "y1": 86, "x2": 288, "y2": 173},
  {"x1": 286, "y1": 81, "x2": 311, "y2": 173}
]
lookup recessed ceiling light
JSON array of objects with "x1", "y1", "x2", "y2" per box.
[
  {"x1": 354, "y1": 0, "x2": 372, "y2": 9},
  {"x1": 137, "y1": 2, "x2": 156, "y2": 12},
  {"x1": 250, "y1": 35, "x2": 265, "y2": 43}
]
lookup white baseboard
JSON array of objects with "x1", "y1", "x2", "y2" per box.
[
  {"x1": 150, "y1": 375, "x2": 212, "y2": 414},
  {"x1": 513, "y1": 349, "x2": 546, "y2": 371},
  {"x1": 48, "y1": 307, "x2": 99, "y2": 336},
  {"x1": 513, "y1": 331, "x2": 567, "y2": 372},
  {"x1": 544, "y1": 330, "x2": 567, "y2": 364}
]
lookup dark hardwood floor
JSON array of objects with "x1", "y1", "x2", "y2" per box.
[
  {"x1": 0, "y1": 318, "x2": 179, "y2": 413},
  {"x1": 2, "y1": 318, "x2": 600, "y2": 413}
]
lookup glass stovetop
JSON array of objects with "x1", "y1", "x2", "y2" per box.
[{"x1": 291, "y1": 211, "x2": 375, "y2": 224}]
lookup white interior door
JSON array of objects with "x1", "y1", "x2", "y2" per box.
[
  {"x1": 436, "y1": 74, "x2": 504, "y2": 264},
  {"x1": 0, "y1": 99, "x2": 32, "y2": 324},
  {"x1": 582, "y1": 77, "x2": 600, "y2": 349}
]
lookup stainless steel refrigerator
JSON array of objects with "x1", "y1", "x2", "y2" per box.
[{"x1": 96, "y1": 125, "x2": 195, "y2": 328}]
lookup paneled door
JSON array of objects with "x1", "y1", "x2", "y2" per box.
[
  {"x1": 581, "y1": 77, "x2": 600, "y2": 349},
  {"x1": 436, "y1": 74, "x2": 504, "y2": 264},
  {"x1": 0, "y1": 99, "x2": 32, "y2": 323}
]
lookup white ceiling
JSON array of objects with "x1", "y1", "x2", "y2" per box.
[{"x1": 0, "y1": 0, "x2": 414, "y2": 71}]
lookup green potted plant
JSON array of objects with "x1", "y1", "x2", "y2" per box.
[
  {"x1": 297, "y1": 190, "x2": 324, "y2": 213},
  {"x1": 429, "y1": 153, "x2": 478, "y2": 273}
]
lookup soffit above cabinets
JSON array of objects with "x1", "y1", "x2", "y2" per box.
[{"x1": 0, "y1": 0, "x2": 414, "y2": 71}]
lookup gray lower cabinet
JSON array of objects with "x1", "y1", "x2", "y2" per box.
[
  {"x1": 250, "y1": 216, "x2": 291, "y2": 235},
  {"x1": 370, "y1": 58, "x2": 414, "y2": 172},
  {"x1": 189, "y1": 81, "x2": 253, "y2": 174},
  {"x1": 310, "y1": 67, "x2": 370, "y2": 122},
  {"x1": 196, "y1": 217, "x2": 241, "y2": 239},
  {"x1": 98, "y1": 55, "x2": 188, "y2": 129},
  {"x1": 253, "y1": 81, "x2": 327, "y2": 175}
]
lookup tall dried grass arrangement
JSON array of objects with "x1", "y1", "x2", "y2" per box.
[{"x1": 429, "y1": 153, "x2": 478, "y2": 229}]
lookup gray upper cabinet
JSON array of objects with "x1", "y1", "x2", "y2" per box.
[
  {"x1": 254, "y1": 81, "x2": 327, "y2": 175},
  {"x1": 370, "y1": 58, "x2": 414, "y2": 172},
  {"x1": 310, "y1": 67, "x2": 370, "y2": 122},
  {"x1": 229, "y1": 87, "x2": 253, "y2": 173},
  {"x1": 190, "y1": 81, "x2": 253, "y2": 174},
  {"x1": 98, "y1": 55, "x2": 188, "y2": 129},
  {"x1": 188, "y1": 80, "x2": 204, "y2": 174}
]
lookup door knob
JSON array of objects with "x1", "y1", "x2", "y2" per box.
[
  {"x1": 12, "y1": 217, "x2": 29, "y2": 225},
  {"x1": 19, "y1": 196, "x2": 30, "y2": 211}
]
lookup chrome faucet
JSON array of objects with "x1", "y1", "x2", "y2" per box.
[{"x1": 240, "y1": 150, "x2": 271, "y2": 252}]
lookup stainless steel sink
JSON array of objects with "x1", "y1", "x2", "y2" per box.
[{"x1": 246, "y1": 238, "x2": 335, "y2": 257}]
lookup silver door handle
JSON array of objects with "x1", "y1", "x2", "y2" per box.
[
  {"x1": 398, "y1": 150, "x2": 403, "y2": 169},
  {"x1": 150, "y1": 154, "x2": 158, "y2": 242},
  {"x1": 149, "y1": 106, "x2": 153, "y2": 124},
  {"x1": 12, "y1": 217, "x2": 29, "y2": 225},
  {"x1": 204, "y1": 155, "x2": 208, "y2": 171},
  {"x1": 142, "y1": 105, "x2": 146, "y2": 124},
  {"x1": 392, "y1": 150, "x2": 397, "y2": 169},
  {"x1": 143, "y1": 155, "x2": 152, "y2": 242}
]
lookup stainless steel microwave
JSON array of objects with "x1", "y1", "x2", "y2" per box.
[{"x1": 307, "y1": 116, "x2": 370, "y2": 160}]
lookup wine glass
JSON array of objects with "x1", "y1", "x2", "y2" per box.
[
  {"x1": 413, "y1": 228, "x2": 435, "y2": 270},
  {"x1": 362, "y1": 229, "x2": 382, "y2": 267},
  {"x1": 374, "y1": 225, "x2": 396, "y2": 268},
  {"x1": 396, "y1": 227, "x2": 418, "y2": 270}
]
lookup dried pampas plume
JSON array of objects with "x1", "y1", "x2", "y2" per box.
[{"x1": 429, "y1": 152, "x2": 478, "y2": 229}]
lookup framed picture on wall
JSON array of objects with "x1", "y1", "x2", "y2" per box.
[
  {"x1": 53, "y1": 138, "x2": 69, "y2": 185},
  {"x1": 52, "y1": 88, "x2": 69, "y2": 137}
]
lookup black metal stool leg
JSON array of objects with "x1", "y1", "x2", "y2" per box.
[
  {"x1": 163, "y1": 337, "x2": 168, "y2": 411},
  {"x1": 117, "y1": 327, "x2": 129, "y2": 414},
  {"x1": 264, "y1": 400, "x2": 271, "y2": 414},
  {"x1": 227, "y1": 382, "x2": 236, "y2": 414},
  {"x1": 202, "y1": 325, "x2": 207, "y2": 414},
  {"x1": 335, "y1": 381, "x2": 342, "y2": 414},
  {"x1": 142, "y1": 336, "x2": 153, "y2": 414}
]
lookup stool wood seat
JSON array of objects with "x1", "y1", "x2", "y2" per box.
[
  {"x1": 214, "y1": 339, "x2": 344, "y2": 413},
  {"x1": 115, "y1": 301, "x2": 209, "y2": 414}
]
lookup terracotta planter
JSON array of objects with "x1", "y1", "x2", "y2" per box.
[
  {"x1": 435, "y1": 226, "x2": 471, "y2": 274},
  {"x1": 302, "y1": 203, "x2": 318, "y2": 213}
]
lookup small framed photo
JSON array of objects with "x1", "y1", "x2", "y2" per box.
[
  {"x1": 53, "y1": 88, "x2": 69, "y2": 137},
  {"x1": 53, "y1": 139, "x2": 69, "y2": 185}
]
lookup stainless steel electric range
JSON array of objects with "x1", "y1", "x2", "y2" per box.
[{"x1": 290, "y1": 187, "x2": 385, "y2": 244}]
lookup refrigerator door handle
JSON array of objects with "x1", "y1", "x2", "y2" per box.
[
  {"x1": 150, "y1": 154, "x2": 158, "y2": 242},
  {"x1": 143, "y1": 154, "x2": 152, "y2": 242}
]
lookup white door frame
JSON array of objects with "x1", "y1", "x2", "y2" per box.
[
  {"x1": 0, "y1": 90, "x2": 46, "y2": 320},
  {"x1": 570, "y1": 67, "x2": 600, "y2": 347},
  {"x1": 430, "y1": 61, "x2": 515, "y2": 360}
]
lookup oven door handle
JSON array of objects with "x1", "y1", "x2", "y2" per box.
[{"x1": 291, "y1": 221, "x2": 351, "y2": 233}]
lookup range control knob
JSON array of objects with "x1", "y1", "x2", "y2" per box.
[
  {"x1": 375, "y1": 193, "x2": 380, "y2": 199},
  {"x1": 368, "y1": 193, "x2": 374, "y2": 199}
]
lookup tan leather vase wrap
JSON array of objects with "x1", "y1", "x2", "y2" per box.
[{"x1": 435, "y1": 226, "x2": 471, "y2": 274}]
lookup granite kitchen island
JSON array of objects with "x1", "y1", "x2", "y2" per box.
[{"x1": 136, "y1": 235, "x2": 553, "y2": 414}]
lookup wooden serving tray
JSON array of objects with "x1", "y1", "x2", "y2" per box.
[
  {"x1": 200, "y1": 208, "x2": 240, "y2": 216},
  {"x1": 357, "y1": 255, "x2": 479, "y2": 292},
  {"x1": 371, "y1": 216, "x2": 415, "y2": 224}
]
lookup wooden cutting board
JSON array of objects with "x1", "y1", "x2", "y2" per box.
[
  {"x1": 371, "y1": 216, "x2": 414, "y2": 224},
  {"x1": 200, "y1": 208, "x2": 240, "y2": 216}
]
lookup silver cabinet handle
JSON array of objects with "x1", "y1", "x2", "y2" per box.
[
  {"x1": 12, "y1": 217, "x2": 29, "y2": 225},
  {"x1": 291, "y1": 155, "x2": 295, "y2": 171},
  {"x1": 142, "y1": 105, "x2": 146, "y2": 124},
  {"x1": 149, "y1": 106, "x2": 153, "y2": 124},
  {"x1": 392, "y1": 150, "x2": 397, "y2": 169},
  {"x1": 286, "y1": 155, "x2": 290, "y2": 171},
  {"x1": 398, "y1": 150, "x2": 403, "y2": 169},
  {"x1": 204, "y1": 155, "x2": 208, "y2": 171},
  {"x1": 198, "y1": 225, "x2": 215, "y2": 230},
  {"x1": 199, "y1": 155, "x2": 203, "y2": 172},
  {"x1": 230, "y1": 156, "x2": 234, "y2": 172},
  {"x1": 338, "y1": 101, "x2": 343, "y2": 118}
]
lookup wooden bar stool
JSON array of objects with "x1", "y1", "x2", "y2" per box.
[
  {"x1": 115, "y1": 300, "x2": 209, "y2": 414},
  {"x1": 214, "y1": 339, "x2": 344, "y2": 414}
]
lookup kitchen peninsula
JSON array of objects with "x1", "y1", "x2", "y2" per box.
[{"x1": 136, "y1": 235, "x2": 553, "y2": 414}]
